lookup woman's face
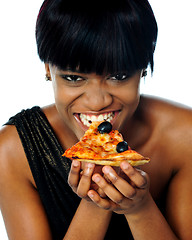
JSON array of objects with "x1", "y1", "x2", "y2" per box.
[{"x1": 46, "y1": 64, "x2": 142, "y2": 140}]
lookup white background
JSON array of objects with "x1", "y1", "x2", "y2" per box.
[{"x1": 0, "y1": 1, "x2": 192, "y2": 239}]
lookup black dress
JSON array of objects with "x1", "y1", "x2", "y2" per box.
[{"x1": 5, "y1": 107, "x2": 132, "y2": 240}]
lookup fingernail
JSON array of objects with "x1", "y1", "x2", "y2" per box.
[
  {"x1": 103, "y1": 167, "x2": 117, "y2": 180},
  {"x1": 108, "y1": 172, "x2": 117, "y2": 181},
  {"x1": 87, "y1": 163, "x2": 94, "y2": 168},
  {"x1": 84, "y1": 163, "x2": 94, "y2": 175},
  {"x1": 93, "y1": 176, "x2": 100, "y2": 183},
  {"x1": 122, "y1": 161, "x2": 129, "y2": 170},
  {"x1": 84, "y1": 167, "x2": 91, "y2": 175},
  {"x1": 73, "y1": 160, "x2": 79, "y2": 167},
  {"x1": 88, "y1": 192, "x2": 94, "y2": 198},
  {"x1": 103, "y1": 166, "x2": 110, "y2": 174}
]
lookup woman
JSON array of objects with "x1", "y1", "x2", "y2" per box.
[{"x1": 0, "y1": 0, "x2": 192, "y2": 239}]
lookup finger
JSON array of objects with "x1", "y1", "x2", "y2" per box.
[
  {"x1": 102, "y1": 167, "x2": 137, "y2": 200},
  {"x1": 135, "y1": 168, "x2": 149, "y2": 188},
  {"x1": 88, "y1": 190, "x2": 116, "y2": 210},
  {"x1": 77, "y1": 162, "x2": 95, "y2": 198},
  {"x1": 91, "y1": 183, "x2": 107, "y2": 198},
  {"x1": 97, "y1": 188, "x2": 107, "y2": 198},
  {"x1": 68, "y1": 160, "x2": 81, "y2": 192},
  {"x1": 120, "y1": 162, "x2": 148, "y2": 189},
  {"x1": 92, "y1": 173, "x2": 131, "y2": 204}
]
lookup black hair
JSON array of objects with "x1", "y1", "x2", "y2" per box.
[{"x1": 36, "y1": 0, "x2": 158, "y2": 75}]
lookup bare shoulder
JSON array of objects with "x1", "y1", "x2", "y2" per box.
[
  {"x1": 138, "y1": 96, "x2": 192, "y2": 238},
  {"x1": 0, "y1": 125, "x2": 30, "y2": 181},
  {"x1": 0, "y1": 124, "x2": 35, "y2": 202},
  {"x1": 140, "y1": 95, "x2": 192, "y2": 120},
  {"x1": 0, "y1": 125, "x2": 52, "y2": 239},
  {"x1": 140, "y1": 97, "x2": 192, "y2": 239},
  {"x1": 140, "y1": 95, "x2": 192, "y2": 136},
  {"x1": 140, "y1": 95, "x2": 192, "y2": 166}
]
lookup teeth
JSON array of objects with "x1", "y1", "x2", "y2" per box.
[
  {"x1": 91, "y1": 116, "x2": 97, "y2": 122},
  {"x1": 98, "y1": 115, "x2": 104, "y2": 121},
  {"x1": 80, "y1": 112, "x2": 115, "y2": 127}
]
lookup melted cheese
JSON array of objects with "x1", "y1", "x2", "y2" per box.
[
  {"x1": 63, "y1": 121, "x2": 150, "y2": 166},
  {"x1": 65, "y1": 121, "x2": 125, "y2": 158}
]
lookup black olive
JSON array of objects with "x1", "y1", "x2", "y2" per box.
[
  {"x1": 116, "y1": 141, "x2": 128, "y2": 153},
  {"x1": 98, "y1": 121, "x2": 112, "y2": 134}
]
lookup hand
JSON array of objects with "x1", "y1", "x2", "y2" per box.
[
  {"x1": 68, "y1": 160, "x2": 94, "y2": 200},
  {"x1": 87, "y1": 161, "x2": 150, "y2": 215},
  {"x1": 68, "y1": 160, "x2": 107, "y2": 200}
]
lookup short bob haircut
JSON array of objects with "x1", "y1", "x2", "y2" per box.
[{"x1": 36, "y1": 0, "x2": 158, "y2": 76}]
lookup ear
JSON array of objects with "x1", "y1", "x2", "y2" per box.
[
  {"x1": 45, "y1": 63, "x2": 51, "y2": 75},
  {"x1": 45, "y1": 63, "x2": 51, "y2": 81}
]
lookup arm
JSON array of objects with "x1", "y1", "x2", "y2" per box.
[
  {"x1": 125, "y1": 195, "x2": 178, "y2": 240},
  {"x1": 0, "y1": 126, "x2": 112, "y2": 240},
  {"x1": 65, "y1": 160, "x2": 112, "y2": 239},
  {"x1": 64, "y1": 199, "x2": 112, "y2": 240},
  {"x1": 165, "y1": 164, "x2": 192, "y2": 239},
  {"x1": 0, "y1": 162, "x2": 111, "y2": 240},
  {"x1": 87, "y1": 162, "x2": 186, "y2": 240},
  {"x1": 125, "y1": 163, "x2": 192, "y2": 240},
  {"x1": 0, "y1": 126, "x2": 53, "y2": 240}
]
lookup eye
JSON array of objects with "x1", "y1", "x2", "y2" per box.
[
  {"x1": 108, "y1": 73, "x2": 130, "y2": 81},
  {"x1": 60, "y1": 74, "x2": 85, "y2": 82}
]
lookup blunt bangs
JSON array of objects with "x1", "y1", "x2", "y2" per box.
[{"x1": 36, "y1": 0, "x2": 158, "y2": 75}]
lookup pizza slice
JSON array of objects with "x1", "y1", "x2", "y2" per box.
[{"x1": 63, "y1": 121, "x2": 150, "y2": 166}]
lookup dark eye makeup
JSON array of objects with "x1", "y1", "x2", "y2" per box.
[
  {"x1": 60, "y1": 74, "x2": 85, "y2": 82},
  {"x1": 59, "y1": 70, "x2": 135, "y2": 84},
  {"x1": 107, "y1": 72, "x2": 132, "y2": 81}
]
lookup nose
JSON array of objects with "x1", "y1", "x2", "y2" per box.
[{"x1": 83, "y1": 82, "x2": 113, "y2": 111}]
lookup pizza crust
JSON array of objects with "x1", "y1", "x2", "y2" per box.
[{"x1": 67, "y1": 157, "x2": 150, "y2": 166}]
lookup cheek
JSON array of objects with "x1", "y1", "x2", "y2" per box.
[
  {"x1": 52, "y1": 86, "x2": 75, "y2": 120},
  {"x1": 118, "y1": 83, "x2": 140, "y2": 105},
  {"x1": 52, "y1": 83, "x2": 78, "y2": 108}
]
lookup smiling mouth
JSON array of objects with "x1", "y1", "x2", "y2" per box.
[{"x1": 76, "y1": 111, "x2": 120, "y2": 128}]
